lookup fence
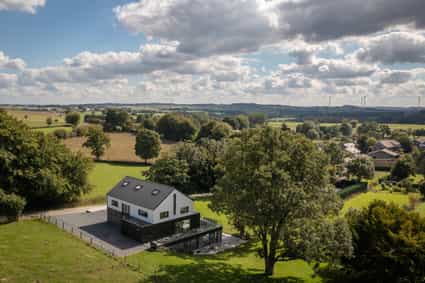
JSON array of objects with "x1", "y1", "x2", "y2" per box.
[{"x1": 38, "y1": 214, "x2": 123, "y2": 257}]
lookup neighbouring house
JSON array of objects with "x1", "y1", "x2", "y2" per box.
[
  {"x1": 343, "y1": 143, "x2": 361, "y2": 156},
  {"x1": 368, "y1": 149, "x2": 400, "y2": 169},
  {"x1": 414, "y1": 137, "x2": 425, "y2": 150},
  {"x1": 371, "y1": 139, "x2": 402, "y2": 152},
  {"x1": 107, "y1": 177, "x2": 222, "y2": 250}
]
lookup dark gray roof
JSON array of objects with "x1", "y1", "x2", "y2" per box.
[{"x1": 107, "y1": 176, "x2": 175, "y2": 210}]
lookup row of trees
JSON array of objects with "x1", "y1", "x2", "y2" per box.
[{"x1": 295, "y1": 121, "x2": 353, "y2": 140}]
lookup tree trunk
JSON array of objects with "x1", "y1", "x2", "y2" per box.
[{"x1": 265, "y1": 257, "x2": 276, "y2": 276}]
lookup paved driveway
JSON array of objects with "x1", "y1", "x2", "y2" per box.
[{"x1": 55, "y1": 210, "x2": 149, "y2": 256}]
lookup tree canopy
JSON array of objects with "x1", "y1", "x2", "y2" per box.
[
  {"x1": 156, "y1": 113, "x2": 198, "y2": 141},
  {"x1": 135, "y1": 128, "x2": 161, "y2": 164},
  {"x1": 211, "y1": 127, "x2": 352, "y2": 275},
  {"x1": 0, "y1": 111, "x2": 92, "y2": 208},
  {"x1": 342, "y1": 201, "x2": 425, "y2": 283},
  {"x1": 104, "y1": 109, "x2": 132, "y2": 132},
  {"x1": 65, "y1": 112, "x2": 81, "y2": 127},
  {"x1": 82, "y1": 126, "x2": 110, "y2": 160}
]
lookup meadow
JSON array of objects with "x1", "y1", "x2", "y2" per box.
[{"x1": 7, "y1": 109, "x2": 68, "y2": 128}]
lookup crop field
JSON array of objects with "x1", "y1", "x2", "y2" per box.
[{"x1": 64, "y1": 133, "x2": 177, "y2": 163}]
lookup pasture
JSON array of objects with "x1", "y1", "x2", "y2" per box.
[
  {"x1": 7, "y1": 109, "x2": 68, "y2": 128},
  {"x1": 64, "y1": 133, "x2": 177, "y2": 163}
]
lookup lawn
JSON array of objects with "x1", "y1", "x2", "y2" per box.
[
  {"x1": 0, "y1": 220, "x2": 141, "y2": 283},
  {"x1": 342, "y1": 191, "x2": 425, "y2": 216},
  {"x1": 82, "y1": 162, "x2": 149, "y2": 204}
]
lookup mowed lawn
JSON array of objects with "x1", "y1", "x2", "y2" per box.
[
  {"x1": 64, "y1": 133, "x2": 177, "y2": 163},
  {"x1": 82, "y1": 162, "x2": 149, "y2": 204},
  {"x1": 342, "y1": 192, "x2": 425, "y2": 216},
  {"x1": 0, "y1": 220, "x2": 141, "y2": 283}
]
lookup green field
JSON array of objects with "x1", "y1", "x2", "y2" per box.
[
  {"x1": 0, "y1": 220, "x2": 141, "y2": 283},
  {"x1": 82, "y1": 162, "x2": 149, "y2": 204},
  {"x1": 33, "y1": 126, "x2": 73, "y2": 134},
  {"x1": 7, "y1": 110, "x2": 68, "y2": 128},
  {"x1": 268, "y1": 121, "x2": 425, "y2": 132}
]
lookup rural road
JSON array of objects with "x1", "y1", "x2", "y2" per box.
[{"x1": 24, "y1": 204, "x2": 106, "y2": 219}]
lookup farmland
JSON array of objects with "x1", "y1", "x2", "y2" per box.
[
  {"x1": 268, "y1": 120, "x2": 425, "y2": 132},
  {"x1": 7, "y1": 109, "x2": 68, "y2": 128},
  {"x1": 64, "y1": 133, "x2": 177, "y2": 163}
]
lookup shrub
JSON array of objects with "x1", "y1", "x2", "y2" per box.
[
  {"x1": 419, "y1": 182, "x2": 425, "y2": 200},
  {"x1": 74, "y1": 125, "x2": 91, "y2": 137},
  {"x1": 337, "y1": 182, "x2": 368, "y2": 199},
  {"x1": 0, "y1": 189, "x2": 26, "y2": 222},
  {"x1": 53, "y1": 129, "x2": 68, "y2": 139}
]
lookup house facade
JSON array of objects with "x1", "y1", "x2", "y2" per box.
[
  {"x1": 106, "y1": 177, "x2": 221, "y2": 246},
  {"x1": 368, "y1": 149, "x2": 400, "y2": 169}
]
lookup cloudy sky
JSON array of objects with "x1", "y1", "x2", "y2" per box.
[{"x1": 1, "y1": 0, "x2": 425, "y2": 106}]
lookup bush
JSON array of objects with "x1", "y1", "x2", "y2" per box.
[
  {"x1": 0, "y1": 189, "x2": 26, "y2": 221},
  {"x1": 337, "y1": 182, "x2": 368, "y2": 199},
  {"x1": 419, "y1": 182, "x2": 425, "y2": 200},
  {"x1": 53, "y1": 129, "x2": 69, "y2": 139},
  {"x1": 74, "y1": 125, "x2": 91, "y2": 137}
]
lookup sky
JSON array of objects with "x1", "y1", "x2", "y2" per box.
[{"x1": 1, "y1": 0, "x2": 425, "y2": 106}]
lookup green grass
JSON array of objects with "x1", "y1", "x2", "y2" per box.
[
  {"x1": 32, "y1": 126, "x2": 73, "y2": 134},
  {"x1": 81, "y1": 162, "x2": 149, "y2": 204},
  {"x1": 342, "y1": 191, "x2": 424, "y2": 216},
  {"x1": 127, "y1": 247, "x2": 320, "y2": 283},
  {"x1": 194, "y1": 200, "x2": 236, "y2": 234},
  {"x1": 0, "y1": 220, "x2": 141, "y2": 283}
]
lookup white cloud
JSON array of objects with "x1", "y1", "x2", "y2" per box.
[
  {"x1": 0, "y1": 51, "x2": 26, "y2": 70},
  {"x1": 0, "y1": 0, "x2": 46, "y2": 14}
]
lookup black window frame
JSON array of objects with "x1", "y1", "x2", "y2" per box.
[
  {"x1": 180, "y1": 206, "x2": 189, "y2": 214},
  {"x1": 138, "y1": 209, "x2": 148, "y2": 218},
  {"x1": 160, "y1": 211, "x2": 169, "y2": 219},
  {"x1": 111, "y1": 199, "x2": 118, "y2": 207}
]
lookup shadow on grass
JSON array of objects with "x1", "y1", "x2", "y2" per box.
[{"x1": 143, "y1": 262, "x2": 306, "y2": 283}]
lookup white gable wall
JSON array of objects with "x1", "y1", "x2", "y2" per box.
[
  {"x1": 107, "y1": 195, "x2": 155, "y2": 223},
  {"x1": 152, "y1": 190, "x2": 194, "y2": 223}
]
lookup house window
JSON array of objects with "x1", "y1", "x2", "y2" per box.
[
  {"x1": 138, "y1": 209, "x2": 148, "y2": 218},
  {"x1": 180, "y1": 206, "x2": 189, "y2": 214},
  {"x1": 111, "y1": 200, "x2": 118, "y2": 207},
  {"x1": 160, "y1": 211, "x2": 169, "y2": 219}
]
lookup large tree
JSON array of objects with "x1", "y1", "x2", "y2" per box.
[
  {"x1": 0, "y1": 111, "x2": 92, "y2": 208},
  {"x1": 104, "y1": 109, "x2": 132, "y2": 132},
  {"x1": 390, "y1": 154, "x2": 415, "y2": 181},
  {"x1": 82, "y1": 126, "x2": 111, "y2": 160},
  {"x1": 135, "y1": 129, "x2": 161, "y2": 164},
  {"x1": 65, "y1": 112, "x2": 81, "y2": 127},
  {"x1": 211, "y1": 127, "x2": 352, "y2": 275},
  {"x1": 145, "y1": 158, "x2": 190, "y2": 190},
  {"x1": 342, "y1": 201, "x2": 425, "y2": 283},
  {"x1": 346, "y1": 156, "x2": 375, "y2": 181},
  {"x1": 156, "y1": 113, "x2": 198, "y2": 141}
]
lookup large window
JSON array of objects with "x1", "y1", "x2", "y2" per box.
[
  {"x1": 122, "y1": 203, "x2": 130, "y2": 216},
  {"x1": 160, "y1": 211, "x2": 169, "y2": 219},
  {"x1": 180, "y1": 206, "x2": 189, "y2": 214},
  {"x1": 111, "y1": 200, "x2": 118, "y2": 207},
  {"x1": 138, "y1": 209, "x2": 148, "y2": 218}
]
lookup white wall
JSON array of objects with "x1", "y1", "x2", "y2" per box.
[
  {"x1": 107, "y1": 196, "x2": 155, "y2": 223},
  {"x1": 152, "y1": 190, "x2": 194, "y2": 223}
]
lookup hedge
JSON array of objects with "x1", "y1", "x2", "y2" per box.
[{"x1": 337, "y1": 182, "x2": 368, "y2": 199}]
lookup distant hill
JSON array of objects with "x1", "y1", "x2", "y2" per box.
[{"x1": 2, "y1": 103, "x2": 425, "y2": 124}]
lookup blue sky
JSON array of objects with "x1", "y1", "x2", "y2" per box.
[
  {"x1": 0, "y1": 0, "x2": 425, "y2": 106},
  {"x1": 0, "y1": 0, "x2": 143, "y2": 67}
]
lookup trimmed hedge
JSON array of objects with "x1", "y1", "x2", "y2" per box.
[
  {"x1": 337, "y1": 182, "x2": 368, "y2": 199},
  {"x1": 0, "y1": 189, "x2": 26, "y2": 222}
]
